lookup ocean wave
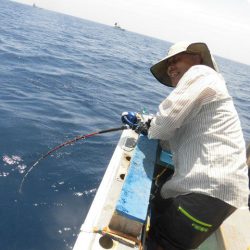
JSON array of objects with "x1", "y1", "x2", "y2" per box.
[{"x1": 1, "y1": 155, "x2": 27, "y2": 175}]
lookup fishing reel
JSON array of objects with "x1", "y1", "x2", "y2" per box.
[
  {"x1": 121, "y1": 111, "x2": 151, "y2": 135},
  {"x1": 121, "y1": 111, "x2": 141, "y2": 129}
]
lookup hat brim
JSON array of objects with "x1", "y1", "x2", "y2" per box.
[{"x1": 150, "y1": 42, "x2": 216, "y2": 87}]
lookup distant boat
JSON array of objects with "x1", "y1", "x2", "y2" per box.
[
  {"x1": 114, "y1": 22, "x2": 125, "y2": 31},
  {"x1": 32, "y1": 3, "x2": 42, "y2": 9}
]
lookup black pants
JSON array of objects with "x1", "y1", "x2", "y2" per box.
[{"x1": 148, "y1": 192, "x2": 236, "y2": 250}]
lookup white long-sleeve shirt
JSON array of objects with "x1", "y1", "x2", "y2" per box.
[{"x1": 148, "y1": 65, "x2": 249, "y2": 208}]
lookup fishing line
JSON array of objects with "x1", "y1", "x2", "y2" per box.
[{"x1": 18, "y1": 125, "x2": 129, "y2": 193}]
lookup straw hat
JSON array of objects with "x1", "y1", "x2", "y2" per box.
[{"x1": 150, "y1": 41, "x2": 219, "y2": 87}]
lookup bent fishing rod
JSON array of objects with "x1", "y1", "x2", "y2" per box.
[{"x1": 18, "y1": 125, "x2": 129, "y2": 194}]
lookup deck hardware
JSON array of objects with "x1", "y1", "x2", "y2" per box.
[
  {"x1": 125, "y1": 156, "x2": 131, "y2": 161},
  {"x1": 120, "y1": 174, "x2": 125, "y2": 180},
  {"x1": 99, "y1": 234, "x2": 114, "y2": 249}
]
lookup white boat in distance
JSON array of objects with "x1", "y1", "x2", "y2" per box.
[
  {"x1": 73, "y1": 128, "x2": 250, "y2": 250},
  {"x1": 114, "y1": 22, "x2": 125, "y2": 31}
]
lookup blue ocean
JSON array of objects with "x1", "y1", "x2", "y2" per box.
[{"x1": 0, "y1": 0, "x2": 249, "y2": 249}]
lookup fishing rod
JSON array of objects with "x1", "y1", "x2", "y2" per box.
[{"x1": 18, "y1": 125, "x2": 129, "y2": 194}]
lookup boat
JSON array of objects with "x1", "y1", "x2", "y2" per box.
[
  {"x1": 114, "y1": 23, "x2": 125, "y2": 31},
  {"x1": 73, "y1": 128, "x2": 250, "y2": 249}
]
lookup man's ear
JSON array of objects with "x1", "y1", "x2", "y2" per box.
[{"x1": 194, "y1": 54, "x2": 202, "y2": 64}]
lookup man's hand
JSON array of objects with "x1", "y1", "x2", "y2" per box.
[{"x1": 134, "y1": 120, "x2": 151, "y2": 135}]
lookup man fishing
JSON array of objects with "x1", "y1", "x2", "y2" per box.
[{"x1": 122, "y1": 41, "x2": 249, "y2": 249}]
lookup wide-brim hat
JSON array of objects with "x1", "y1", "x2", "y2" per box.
[{"x1": 150, "y1": 41, "x2": 219, "y2": 87}]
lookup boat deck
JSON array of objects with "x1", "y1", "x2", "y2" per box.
[
  {"x1": 73, "y1": 129, "x2": 250, "y2": 250},
  {"x1": 73, "y1": 129, "x2": 140, "y2": 249}
]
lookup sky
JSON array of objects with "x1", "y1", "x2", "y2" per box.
[{"x1": 13, "y1": 0, "x2": 250, "y2": 65}]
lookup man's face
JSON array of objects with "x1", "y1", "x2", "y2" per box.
[{"x1": 166, "y1": 52, "x2": 201, "y2": 87}]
